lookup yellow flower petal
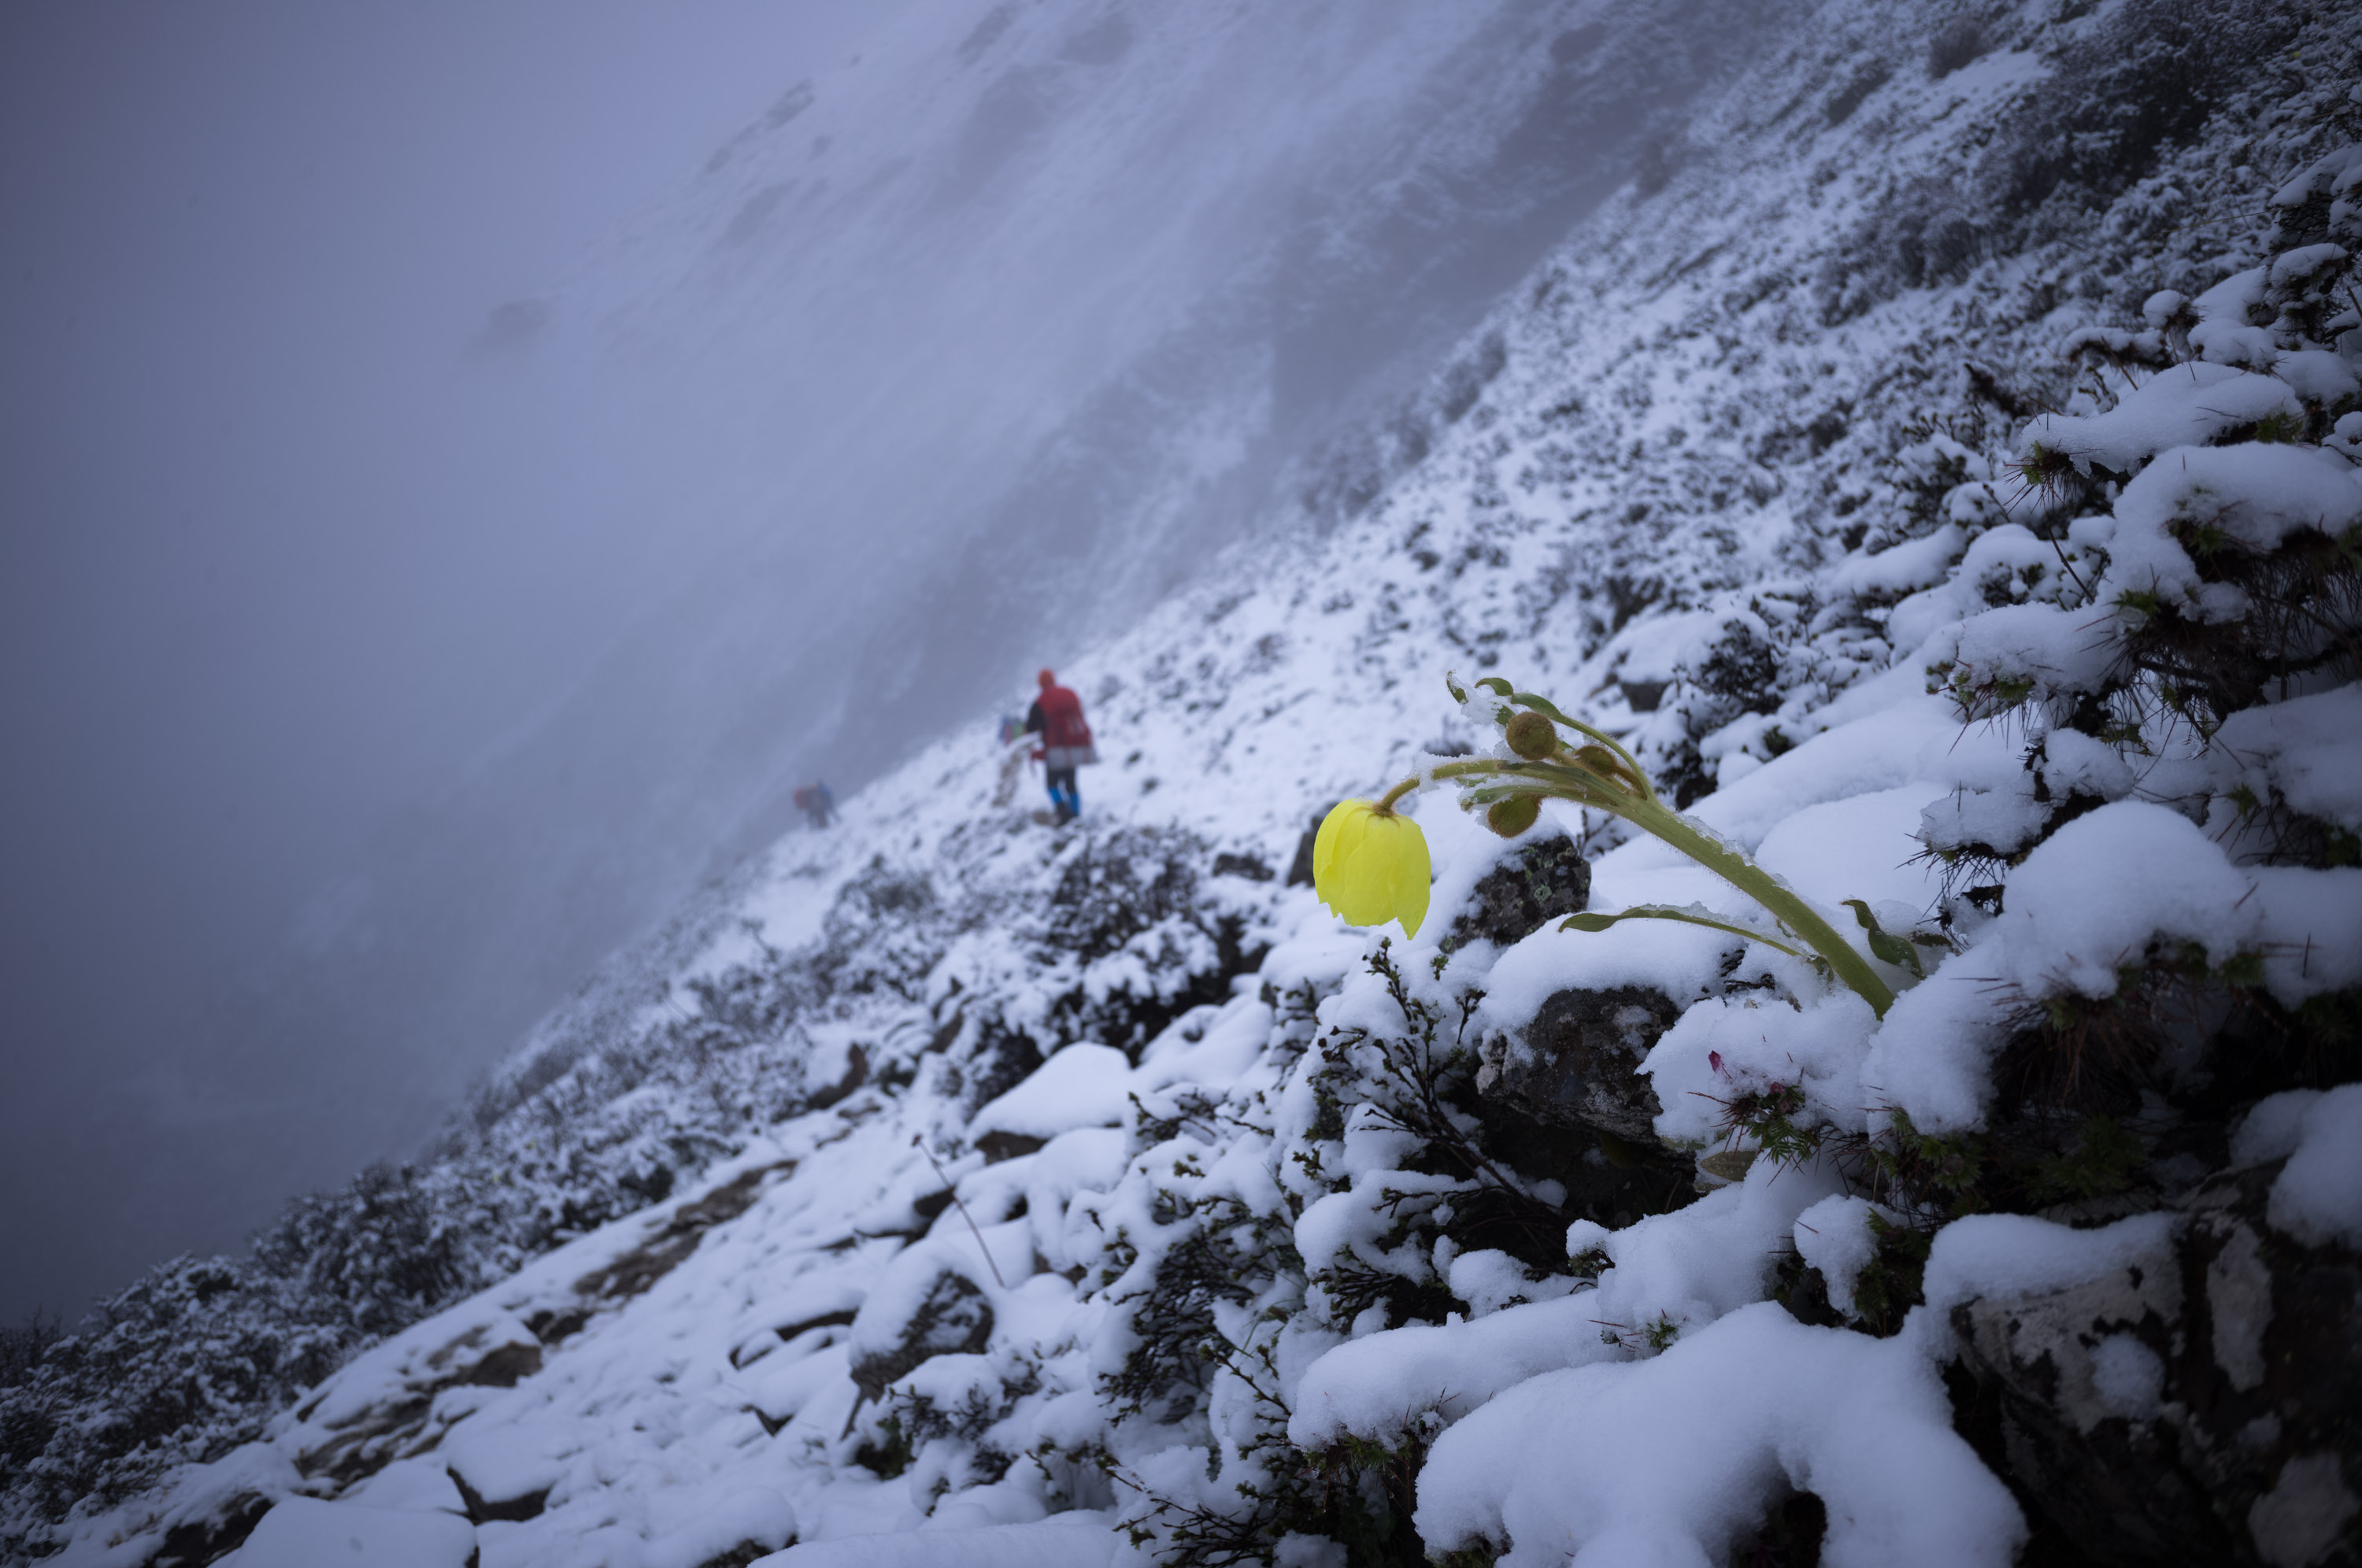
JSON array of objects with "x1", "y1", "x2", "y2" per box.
[
  {"x1": 1312, "y1": 797, "x2": 1362, "y2": 888},
  {"x1": 1312, "y1": 799, "x2": 1431, "y2": 936},
  {"x1": 1381, "y1": 815, "x2": 1431, "y2": 937}
]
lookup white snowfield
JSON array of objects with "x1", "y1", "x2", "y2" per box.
[{"x1": 38, "y1": 3, "x2": 2362, "y2": 1565}]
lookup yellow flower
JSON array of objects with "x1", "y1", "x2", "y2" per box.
[{"x1": 1312, "y1": 799, "x2": 1431, "y2": 937}]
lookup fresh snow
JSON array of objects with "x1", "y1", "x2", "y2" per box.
[
  {"x1": 2231, "y1": 1085, "x2": 2362, "y2": 1250},
  {"x1": 218, "y1": 1498, "x2": 476, "y2": 1568},
  {"x1": 1413, "y1": 1304, "x2": 2023, "y2": 1568}
]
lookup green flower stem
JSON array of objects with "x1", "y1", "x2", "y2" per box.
[
  {"x1": 1375, "y1": 758, "x2": 1898, "y2": 1017},
  {"x1": 1375, "y1": 759, "x2": 1497, "y2": 813},
  {"x1": 1613, "y1": 793, "x2": 1897, "y2": 1018}
]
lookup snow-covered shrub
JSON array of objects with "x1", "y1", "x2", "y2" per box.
[
  {"x1": 1835, "y1": 142, "x2": 2362, "y2": 1267},
  {"x1": 1823, "y1": 0, "x2": 2324, "y2": 324},
  {"x1": 1979, "y1": 0, "x2": 2309, "y2": 235},
  {"x1": 1, "y1": 815, "x2": 1279, "y2": 1562}
]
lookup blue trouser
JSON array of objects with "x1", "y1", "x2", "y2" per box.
[{"x1": 1046, "y1": 767, "x2": 1079, "y2": 819}]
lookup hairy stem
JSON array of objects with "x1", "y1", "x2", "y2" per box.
[
  {"x1": 1617, "y1": 795, "x2": 1897, "y2": 1017},
  {"x1": 1381, "y1": 760, "x2": 1898, "y2": 1017}
]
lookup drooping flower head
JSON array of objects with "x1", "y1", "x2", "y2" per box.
[{"x1": 1312, "y1": 799, "x2": 1431, "y2": 937}]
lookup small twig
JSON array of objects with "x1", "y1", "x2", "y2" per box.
[
  {"x1": 912, "y1": 1135, "x2": 1008, "y2": 1288},
  {"x1": 2046, "y1": 531, "x2": 2096, "y2": 604}
]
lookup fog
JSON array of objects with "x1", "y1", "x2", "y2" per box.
[
  {"x1": 0, "y1": 0, "x2": 905, "y2": 1321},
  {"x1": 1, "y1": 0, "x2": 1772, "y2": 1324}
]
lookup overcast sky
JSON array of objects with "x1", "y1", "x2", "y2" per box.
[{"x1": 0, "y1": 0, "x2": 905, "y2": 1323}]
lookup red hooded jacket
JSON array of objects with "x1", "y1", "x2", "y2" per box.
[
  {"x1": 1031, "y1": 682, "x2": 1091, "y2": 750},
  {"x1": 1025, "y1": 672, "x2": 1095, "y2": 767}
]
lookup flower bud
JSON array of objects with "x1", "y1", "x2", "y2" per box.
[
  {"x1": 1504, "y1": 709, "x2": 1560, "y2": 760},
  {"x1": 1486, "y1": 793, "x2": 1541, "y2": 838},
  {"x1": 1572, "y1": 743, "x2": 1642, "y2": 793}
]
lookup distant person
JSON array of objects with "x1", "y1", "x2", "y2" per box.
[
  {"x1": 1024, "y1": 669, "x2": 1095, "y2": 823},
  {"x1": 794, "y1": 782, "x2": 835, "y2": 830}
]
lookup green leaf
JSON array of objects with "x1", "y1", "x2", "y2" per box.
[
  {"x1": 1507, "y1": 690, "x2": 1579, "y2": 726},
  {"x1": 1561, "y1": 904, "x2": 1804, "y2": 957},
  {"x1": 1842, "y1": 899, "x2": 1925, "y2": 979}
]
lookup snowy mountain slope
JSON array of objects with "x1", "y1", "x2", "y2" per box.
[
  {"x1": 12, "y1": 0, "x2": 2362, "y2": 1563},
  {"x1": 472, "y1": 0, "x2": 1812, "y2": 853},
  {"x1": 244, "y1": 0, "x2": 1794, "y2": 1234}
]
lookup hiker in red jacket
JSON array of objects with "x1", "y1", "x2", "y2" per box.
[
  {"x1": 793, "y1": 782, "x2": 835, "y2": 830},
  {"x1": 1024, "y1": 668, "x2": 1095, "y2": 823}
]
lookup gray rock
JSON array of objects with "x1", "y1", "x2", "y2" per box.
[
  {"x1": 848, "y1": 1271, "x2": 994, "y2": 1403},
  {"x1": 1946, "y1": 1161, "x2": 2362, "y2": 1566},
  {"x1": 1477, "y1": 984, "x2": 1678, "y2": 1146},
  {"x1": 1447, "y1": 830, "x2": 1591, "y2": 951}
]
